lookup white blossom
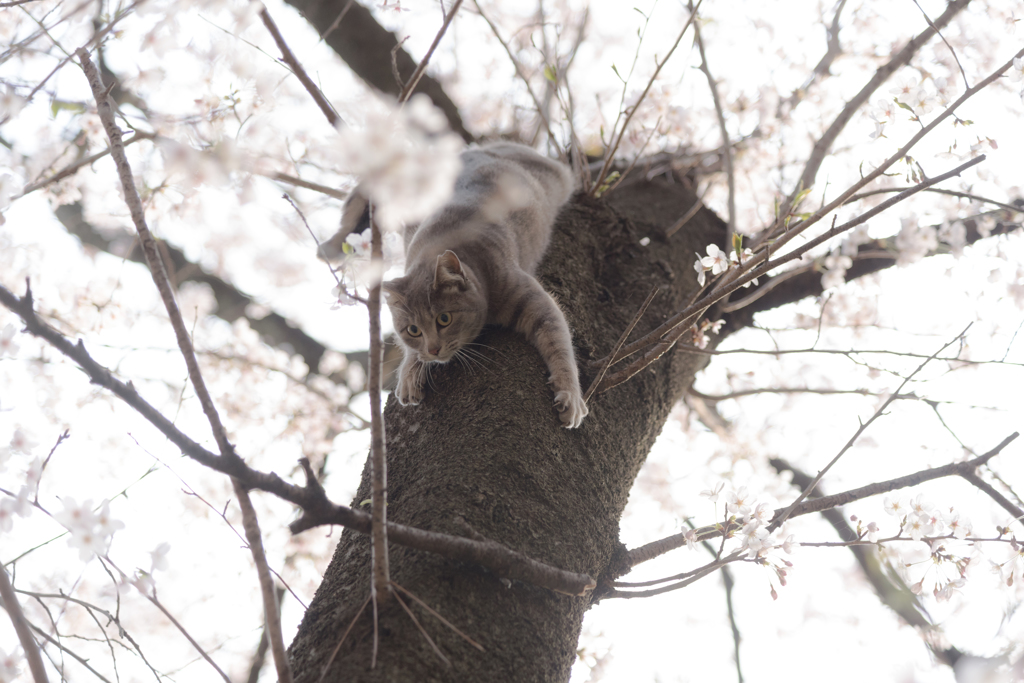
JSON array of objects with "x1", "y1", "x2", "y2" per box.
[
  {"x1": 726, "y1": 487, "x2": 753, "y2": 518},
  {"x1": 700, "y1": 482, "x2": 724, "y2": 503},
  {"x1": 895, "y1": 215, "x2": 937, "y2": 266},
  {"x1": 0, "y1": 646, "x2": 21, "y2": 682},
  {"x1": 740, "y1": 520, "x2": 769, "y2": 557},
  {"x1": 1008, "y1": 56, "x2": 1024, "y2": 82},
  {"x1": 821, "y1": 254, "x2": 852, "y2": 290},
  {"x1": 907, "y1": 512, "x2": 934, "y2": 541},
  {"x1": 693, "y1": 256, "x2": 707, "y2": 286},
  {"x1": 883, "y1": 496, "x2": 905, "y2": 517},
  {"x1": 700, "y1": 244, "x2": 730, "y2": 275},
  {"x1": 150, "y1": 542, "x2": 171, "y2": 572},
  {"x1": 683, "y1": 529, "x2": 698, "y2": 551},
  {"x1": 8, "y1": 428, "x2": 36, "y2": 455},
  {"x1": 0, "y1": 323, "x2": 17, "y2": 357},
  {"x1": 331, "y1": 94, "x2": 463, "y2": 232}
]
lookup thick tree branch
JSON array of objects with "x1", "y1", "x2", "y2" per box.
[
  {"x1": 283, "y1": 0, "x2": 473, "y2": 143},
  {"x1": 0, "y1": 281, "x2": 596, "y2": 597},
  {"x1": 52, "y1": 202, "x2": 385, "y2": 381},
  {"x1": 617, "y1": 432, "x2": 1018, "y2": 575},
  {"x1": 780, "y1": 0, "x2": 972, "y2": 219},
  {"x1": 722, "y1": 206, "x2": 1023, "y2": 330}
]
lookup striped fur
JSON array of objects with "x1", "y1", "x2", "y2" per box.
[{"x1": 375, "y1": 143, "x2": 588, "y2": 428}]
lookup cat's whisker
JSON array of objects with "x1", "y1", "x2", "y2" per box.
[
  {"x1": 464, "y1": 341, "x2": 508, "y2": 360},
  {"x1": 457, "y1": 346, "x2": 498, "y2": 369},
  {"x1": 455, "y1": 348, "x2": 494, "y2": 375}
]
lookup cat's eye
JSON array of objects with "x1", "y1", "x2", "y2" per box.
[
  {"x1": 407, "y1": 324, "x2": 422, "y2": 337},
  {"x1": 436, "y1": 312, "x2": 453, "y2": 327}
]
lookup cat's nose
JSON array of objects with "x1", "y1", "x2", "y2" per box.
[{"x1": 428, "y1": 346, "x2": 441, "y2": 356}]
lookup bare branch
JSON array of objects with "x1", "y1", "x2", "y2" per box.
[
  {"x1": 768, "y1": 324, "x2": 970, "y2": 532},
  {"x1": 591, "y1": 1, "x2": 702, "y2": 194},
  {"x1": 617, "y1": 432, "x2": 1019, "y2": 575},
  {"x1": 367, "y1": 208, "x2": 391, "y2": 604},
  {"x1": 583, "y1": 286, "x2": 658, "y2": 403},
  {"x1": 260, "y1": 6, "x2": 343, "y2": 128},
  {"x1": 911, "y1": 0, "x2": 970, "y2": 89},
  {"x1": 472, "y1": 0, "x2": 558, "y2": 151},
  {"x1": 690, "y1": 3, "x2": 735, "y2": 243},
  {"x1": 0, "y1": 281, "x2": 596, "y2": 597},
  {"x1": 76, "y1": 47, "x2": 292, "y2": 682},
  {"x1": 398, "y1": 0, "x2": 464, "y2": 104},
  {"x1": 0, "y1": 564, "x2": 49, "y2": 683},
  {"x1": 777, "y1": 0, "x2": 972, "y2": 224}
]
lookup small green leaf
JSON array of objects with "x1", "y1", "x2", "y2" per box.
[
  {"x1": 359, "y1": 498, "x2": 371, "y2": 507},
  {"x1": 792, "y1": 186, "x2": 813, "y2": 208},
  {"x1": 50, "y1": 99, "x2": 86, "y2": 117},
  {"x1": 732, "y1": 232, "x2": 743, "y2": 259},
  {"x1": 543, "y1": 64, "x2": 557, "y2": 82}
]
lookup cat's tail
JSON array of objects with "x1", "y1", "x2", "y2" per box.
[{"x1": 317, "y1": 187, "x2": 370, "y2": 261}]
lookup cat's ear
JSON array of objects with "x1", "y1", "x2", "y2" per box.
[
  {"x1": 433, "y1": 250, "x2": 467, "y2": 290},
  {"x1": 381, "y1": 277, "x2": 406, "y2": 305}
]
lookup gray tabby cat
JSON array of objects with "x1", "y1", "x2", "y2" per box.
[{"x1": 321, "y1": 143, "x2": 588, "y2": 428}]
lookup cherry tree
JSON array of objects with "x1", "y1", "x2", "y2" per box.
[{"x1": 1, "y1": 0, "x2": 1023, "y2": 682}]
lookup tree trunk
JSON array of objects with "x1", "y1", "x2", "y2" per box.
[{"x1": 288, "y1": 178, "x2": 726, "y2": 682}]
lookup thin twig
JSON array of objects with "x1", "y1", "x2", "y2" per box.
[
  {"x1": 141, "y1": 591, "x2": 231, "y2": 683},
  {"x1": 398, "y1": 0, "x2": 464, "y2": 104},
  {"x1": 392, "y1": 590, "x2": 451, "y2": 666},
  {"x1": 391, "y1": 581, "x2": 485, "y2": 651},
  {"x1": 316, "y1": 593, "x2": 370, "y2": 683},
  {"x1": 770, "y1": 0, "x2": 972, "y2": 236},
  {"x1": 19, "y1": 132, "x2": 154, "y2": 197},
  {"x1": 0, "y1": 281, "x2": 597, "y2": 596},
  {"x1": 691, "y1": 3, "x2": 734, "y2": 243},
  {"x1": 591, "y1": 0, "x2": 702, "y2": 194},
  {"x1": 595, "y1": 154, "x2": 987, "y2": 384},
  {"x1": 233, "y1": 481, "x2": 293, "y2": 683},
  {"x1": 620, "y1": 432, "x2": 1018, "y2": 573},
  {"x1": 583, "y1": 286, "x2": 659, "y2": 402},
  {"x1": 473, "y1": 0, "x2": 558, "y2": 150},
  {"x1": 260, "y1": 7, "x2": 342, "y2": 127},
  {"x1": 768, "y1": 323, "x2": 971, "y2": 532},
  {"x1": 367, "y1": 206, "x2": 391, "y2": 609},
  {"x1": 910, "y1": 0, "x2": 969, "y2": 89},
  {"x1": 0, "y1": 564, "x2": 49, "y2": 683},
  {"x1": 76, "y1": 47, "x2": 292, "y2": 683}
]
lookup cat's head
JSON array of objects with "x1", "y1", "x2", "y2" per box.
[{"x1": 383, "y1": 250, "x2": 487, "y2": 363}]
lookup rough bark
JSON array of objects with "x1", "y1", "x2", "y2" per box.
[{"x1": 287, "y1": 178, "x2": 724, "y2": 682}]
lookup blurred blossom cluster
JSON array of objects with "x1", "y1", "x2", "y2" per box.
[{"x1": 330, "y1": 94, "x2": 463, "y2": 232}]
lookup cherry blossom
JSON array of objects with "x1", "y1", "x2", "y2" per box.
[
  {"x1": 883, "y1": 496, "x2": 906, "y2": 517},
  {"x1": 683, "y1": 529, "x2": 699, "y2": 551},
  {"x1": 331, "y1": 94, "x2": 463, "y2": 231},
  {"x1": 726, "y1": 486, "x2": 753, "y2": 518},
  {"x1": 0, "y1": 646, "x2": 21, "y2": 682},
  {"x1": 0, "y1": 323, "x2": 18, "y2": 356},
  {"x1": 906, "y1": 513, "x2": 934, "y2": 542},
  {"x1": 150, "y1": 542, "x2": 172, "y2": 572},
  {"x1": 700, "y1": 244, "x2": 730, "y2": 276},
  {"x1": 4, "y1": 428, "x2": 36, "y2": 458},
  {"x1": 693, "y1": 256, "x2": 707, "y2": 286},
  {"x1": 821, "y1": 254, "x2": 852, "y2": 290},
  {"x1": 943, "y1": 510, "x2": 972, "y2": 539},
  {"x1": 700, "y1": 482, "x2": 724, "y2": 503}
]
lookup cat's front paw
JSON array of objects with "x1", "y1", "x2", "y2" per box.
[
  {"x1": 394, "y1": 368, "x2": 425, "y2": 406},
  {"x1": 553, "y1": 389, "x2": 588, "y2": 429}
]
